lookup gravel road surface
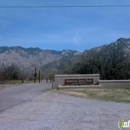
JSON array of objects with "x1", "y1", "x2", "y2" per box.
[
  {"x1": 0, "y1": 83, "x2": 51, "y2": 112},
  {"x1": 0, "y1": 83, "x2": 130, "y2": 130}
]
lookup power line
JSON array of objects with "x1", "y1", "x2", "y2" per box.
[{"x1": 0, "y1": 5, "x2": 130, "y2": 8}]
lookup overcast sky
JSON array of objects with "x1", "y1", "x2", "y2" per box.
[{"x1": 0, "y1": 0, "x2": 130, "y2": 51}]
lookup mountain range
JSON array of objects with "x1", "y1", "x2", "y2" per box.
[
  {"x1": 0, "y1": 38, "x2": 130, "y2": 73},
  {"x1": 0, "y1": 46, "x2": 81, "y2": 71}
]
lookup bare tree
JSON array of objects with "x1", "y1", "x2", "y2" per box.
[{"x1": 18, "y1": 70, "x2": 28, "y2": 83}]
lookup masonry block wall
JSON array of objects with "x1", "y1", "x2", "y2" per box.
[{"x1": 98, "y1": 80, "x2": 130, "y2": 88}]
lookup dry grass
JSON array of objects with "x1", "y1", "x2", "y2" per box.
[
  {"x1": 51, "y1": 88, "x2": 130, "y2": 103},
  {"x1": 0, "y1": 80, "x2": 33, "y2": 91},
  {"x1": 0, "y1": 80, "x2": 34, "y2": 84},
  {"x1": 55, "y1": 90, "x2": 88, "y2": 98},
  {"x1": 0, "y1": 85, "x2": 11, "y2": 91}
]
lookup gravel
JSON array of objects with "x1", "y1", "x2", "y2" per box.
[{"x1": 0, "y1": 83, "x2": 130, "y2": 130}]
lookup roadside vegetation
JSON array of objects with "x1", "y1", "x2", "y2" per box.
[
  {"x1": 0, "y1": 64, "x2": 29, "y2": 83},
  {"x1": 0, "y1": 64, "x2": 55, "y2": 91},
  {"x1": 64, "y1": 45, "x2": 130, "y2": 80},
  {"x1": 52, "y1": 88, "x2": 130, "y2": 103}
]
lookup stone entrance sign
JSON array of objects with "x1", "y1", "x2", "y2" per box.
[
  {"x1": 65, "y1": 79, "x2": 93, "y2": 85},
  {"x1": 55, "y1": 74, "x2": 100, "y2": 88}
]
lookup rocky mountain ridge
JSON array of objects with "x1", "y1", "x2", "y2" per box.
[
  {"x1": 0, "y1": 46, "x2": 81, "y2": 71},
  {"x1": 88, "y1": 38, "x2": 130, "y2": 53}
]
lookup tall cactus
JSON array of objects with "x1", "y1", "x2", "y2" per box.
[
  {"x1": 34, "y1": 67, "x2": 37, "y2": 83},
  {"x1": 39, "y1": 70, "x2": 40, "y2": 83}
]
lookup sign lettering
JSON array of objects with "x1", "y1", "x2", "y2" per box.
[{"x1": 64, "y1": 79, "x2": 93, "y2": 85}]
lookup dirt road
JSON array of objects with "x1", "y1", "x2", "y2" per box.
[{"x1": 0, "y1": 83, "x2": 130, "y2": 130}]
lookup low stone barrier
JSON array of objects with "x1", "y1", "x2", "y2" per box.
[
  {"x1": 55, "y1": 74, "x2": 100, "y2": 88},
  {"x1": 58, "y1": 85, "x2": 101, "y2": 89},
  {"x1": 98, "y1": 80, "x2": 130, "y2": 88}
]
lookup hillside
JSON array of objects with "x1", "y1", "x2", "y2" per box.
[
  {"x1": 0, "y1": 46, "x2": 81, "y2": 71},
  {"x1": 41, "y1": 38, "x2": 130, "y2": 78},
  {"x1": 41, "y1": 55, "x2": 83, "y2": 73}
]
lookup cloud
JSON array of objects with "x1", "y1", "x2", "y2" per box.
[{"x1": 71, "y1": 33, "x2": 82, "y2": 46}]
